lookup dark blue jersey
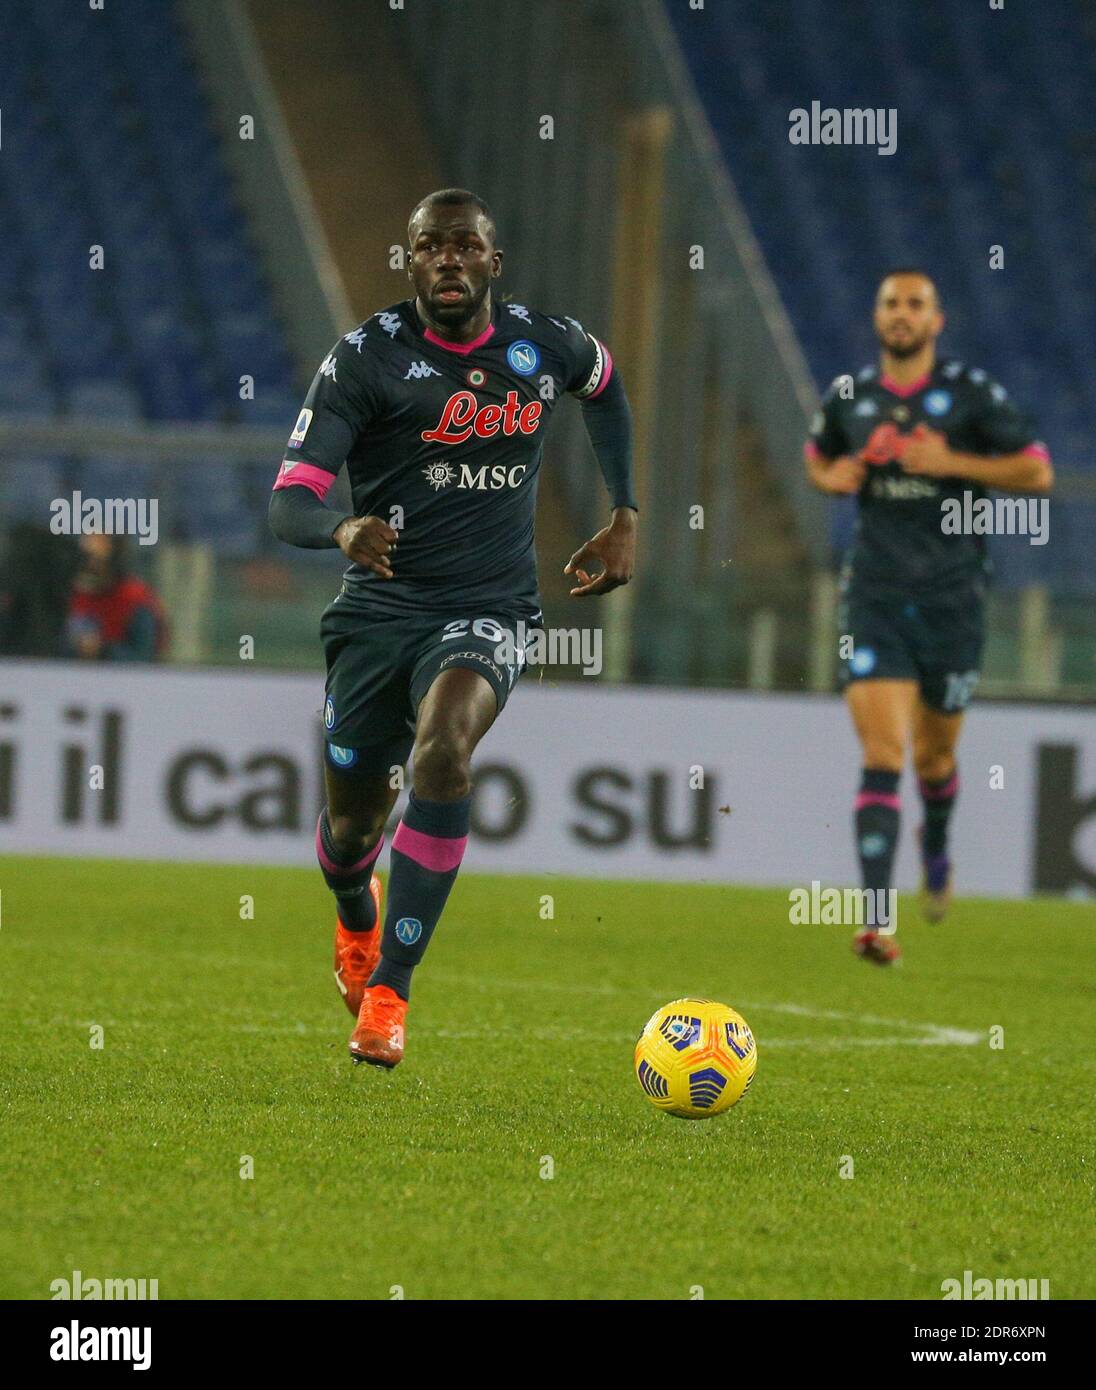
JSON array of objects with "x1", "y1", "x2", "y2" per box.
[
  {"x1": 808, "y1": 358, "x2": 1045, "y2": 597},
  {"x1": 276, "y1": 297, "x2": 614, "y2": 617}
]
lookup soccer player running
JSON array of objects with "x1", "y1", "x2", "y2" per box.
[
  {"x1": 269, "y1": 189, "x2": 637, "y2": 1062},
  {"x1": 804, "y1": 270, "x2": 1052, "y2": 964}
]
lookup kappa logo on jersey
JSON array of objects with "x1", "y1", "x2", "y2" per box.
[
  {"x1": 343, "y1": 327, "x2": 367, "y2": 352},
  {"x1": 404, "y1": 359, "x2": 442, "y2": 381},
  {"x1": 423, "y1": 461, "x2": 457, "y2": 491},
  {"x1": 288, "y1": 408, "x2": 313, "y2": 447},
  {"x1": 507, "y1": 303, "x2": 532, "y2": 324},
  {"x1": 421, "y1": 389, "x2": 543, "y2": 445},
  {"x1": 923, "y1": 389, "x2": 953, "y2": 417},
  {"x1": 507, "y1": 341, "x2": 540, "y2": 375},
  {"x1": 319, "y1": 352, "x2": 337, "y2": 381},
  {"x1": 376, "y1": 311, "x2": 402, "y2": 338}
]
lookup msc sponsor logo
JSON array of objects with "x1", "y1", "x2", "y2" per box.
[
  {"x1": 422, "y1": 462, "x2": 528, "y2": 492},
  {"x1": 423, "y1": 461, "x2": 457, "y2": 491},
  {"x1": 458, "y1": 463, "x2": 527, "y2": 491},
  {"x1": 421, "y1": 389, "x2": 543, "y2": 445}
]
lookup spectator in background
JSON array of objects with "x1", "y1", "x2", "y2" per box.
[
  {"x1": 0, "y1": 523, "x2": 80, "y2": 657},
  {"x1": 65, "y1": 534, "x2": 167, "y2": 662}
]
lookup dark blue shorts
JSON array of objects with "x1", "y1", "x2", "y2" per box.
[
  {"x1": 320, "y1": 598, "x2": 539, "y2": 774},
  {"x1": 837, "y1": 583, "x2": 985, "y2": 713}
]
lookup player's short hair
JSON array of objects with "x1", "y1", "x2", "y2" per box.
[
  {"x1": 408, "y1": 189, "x2": 496, "y2": 244},
  {"x1": 877, "y1": 268, "x2": 941, "y2": 305}
]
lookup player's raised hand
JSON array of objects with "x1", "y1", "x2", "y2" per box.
[
  {"x1": 564, "y1": 510, "x2": 636, "y2": 597},
  {"x1": 900, "y1": 423, "x2": 953, "y2": 477},
  {"x1": 335, "y1": 515, "x2": 399, "y2": 579},
  {"x1": 818, "y1": 455, "x2": 867, "y2": 494}
]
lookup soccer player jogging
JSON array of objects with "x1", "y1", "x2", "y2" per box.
[
  {"x1": 269, "y1": 189, "x2": 637, "y2": 1063},
  {"x1": 804, "y1": 270, "x2": 1052, "y2": 964}
]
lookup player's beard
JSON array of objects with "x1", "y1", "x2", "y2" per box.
[
  {"x1": 880, "y1": 327, "x2": 930, "y2": 359},
  {"x1": 428, "y1": 277, "x2": 490, "y2": 330}
]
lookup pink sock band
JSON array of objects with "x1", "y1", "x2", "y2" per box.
[
  {"x1": 392, "y1": 821, "x2": 468, "y2": 873},
  {"x1": 855, "y1": 792, "x2": 901, "y2": 812},
  {"x1": 919, "y1": 775, "x2": 958, "y2": 801},
  {"x1": 316, "y1": 815, "x2": 384, "y2": 877}
]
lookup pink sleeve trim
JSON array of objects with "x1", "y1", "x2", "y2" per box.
[
  {"x1": 1020, "y1": 442, "x2": 1050, "y2": 462},
  {"x1": 272, "y1": 460, "x2": 336, "y2": 499},
  {"x1": 804, "y1": 440, "x2": 824, "y2": 461}
]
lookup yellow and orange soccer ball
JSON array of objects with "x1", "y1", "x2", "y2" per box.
[{"x1": 634, "y1": 999, "x2": 757, "y2": 1119}]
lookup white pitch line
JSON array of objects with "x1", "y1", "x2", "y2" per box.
[
  {"x1": 426, "y1": 972, "x2": 985, "y2": 1048},
  {"x1": 65, "y1": 1016, "x2": 980, "y2": 1048}
]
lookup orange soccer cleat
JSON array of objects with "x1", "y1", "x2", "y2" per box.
[
  {"x1": 349, "y1": 985, "x2": 408, "y2": 1068},
  {"x1": 853, "y1": 928, "x2": 902, "y2": 966},
  {"x1": 333, "y1": 874, "x2": 384, "y2": 1016}
]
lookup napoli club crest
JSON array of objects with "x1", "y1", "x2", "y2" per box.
[{"x1": 507, "y1": 341, "x2": 539, "y2": 375}]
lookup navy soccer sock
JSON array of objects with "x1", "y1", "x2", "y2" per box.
[
  {"x1": 919, "y1": 767, "x2": 958, "y2": 858},
  {"x1": 369, "y1": 791, "x2": 470, "y2": 1001},
  {"x1": 316, "y1": 809, "x2": 383, "y2": 932},
  {"x1": 854, "y1": 769, "x2": 901, "y2": 898}
]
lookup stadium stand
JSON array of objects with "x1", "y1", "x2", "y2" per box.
[
  {"x1": 668, "y1": 0, "x2": 1096, "y2": 594},
  {"x1": 0, "y1": 0, "x2": 298, "y2": 547}
]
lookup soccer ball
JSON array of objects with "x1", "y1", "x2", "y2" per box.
[{"x1": 634, "y1": 998, "x2": 757, "y2": 1119}]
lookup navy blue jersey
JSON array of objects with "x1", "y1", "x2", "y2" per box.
[
  {"x1": 275, "y1": 297, "x2": 613, "y2": 617},
  {"x1": 808, "y1": 358, "x2": 1045, "y2": 597}
]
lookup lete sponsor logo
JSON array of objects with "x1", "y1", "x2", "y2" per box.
[{"x1": 421, "y1": 390, "x2": 543, "y2": 445}]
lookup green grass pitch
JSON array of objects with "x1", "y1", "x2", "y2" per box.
[{"x1": 1, "y1": 855, "x2": 1092, "y2": 1300}]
